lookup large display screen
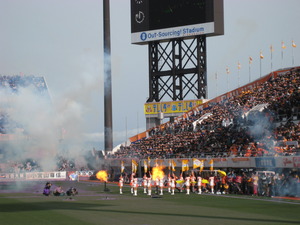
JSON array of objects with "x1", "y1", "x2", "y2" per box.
[{"x1": 131, "y1": 0, "x2": 224, "y2": 44}]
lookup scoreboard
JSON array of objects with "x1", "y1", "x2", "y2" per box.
[{"x1": 131, "y1": 0, "x2": 224, "y2": 44}]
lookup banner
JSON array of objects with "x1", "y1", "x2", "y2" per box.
[
  {"x1": 255, "y1": 158, "x2": 275, "y2": 168},
  {"x1": 0, "y1": 171, "x2": 67, "y2": 181},
  {"x1": 293, "y1": 157, "x2": 300, "y2": 168},
  {"x1": 144, "y1": 99, "x2": 202, "y2": 115}
]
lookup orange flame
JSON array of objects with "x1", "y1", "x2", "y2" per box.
[
  {"x1": 96, "y1": 170, "x2": 108, "y2": 182},
  {"x1": 152, "y1": 166, "x2": 165, "y2": 180}
]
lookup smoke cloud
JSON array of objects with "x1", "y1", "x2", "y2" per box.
[{"x1": 0, "y1": 54, "x2": 106, "y2": 171}]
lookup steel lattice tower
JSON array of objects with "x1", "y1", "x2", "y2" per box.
[{"x1": 147, "y1": 36, "x2": 207, "y2": 102}]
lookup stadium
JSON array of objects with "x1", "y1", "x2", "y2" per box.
[{"x1": 1, "y1": 0, "x2": 300, "y2": 224}]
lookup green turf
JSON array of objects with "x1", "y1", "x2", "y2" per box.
[{"x1": 0, "y1": 181, "x2": 299, "y2": 225}]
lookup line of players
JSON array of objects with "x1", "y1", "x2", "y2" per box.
[{"x1": 118, "y1": 172, "x2": 216, "y2": 196}]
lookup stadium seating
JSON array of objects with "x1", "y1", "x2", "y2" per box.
[{"x1": 110, "y1": 67, "x2": 300, "y2": 159}]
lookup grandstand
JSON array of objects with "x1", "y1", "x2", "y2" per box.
[
  {"x1": 106, "y1": 67, "x2": 299, "y2": 171},
  {"x1": 103, "y1": 67, "x2": 300, "y2": 197},
  {"x1": 110, "y1": 67, "x2": 299, "y2": 159},
  {"x1": 0, "y1": 74, "x2": 52, "y2": 170}
]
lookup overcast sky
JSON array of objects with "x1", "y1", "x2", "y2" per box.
[{"x1": 1, "y1": 0, "x2": 300, "y2": 150}]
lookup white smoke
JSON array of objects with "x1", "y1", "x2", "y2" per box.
[
  {"x1": 246, "y1": 109, "x2": 275, "y2": 155},
  {"x1": 0, "y1": 54, "x2": 105, "y2": 171},
  {"x1": 1, "y1": 85, "x2": 56, "y2": 169}
]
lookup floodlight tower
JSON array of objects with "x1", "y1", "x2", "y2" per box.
[{"x1": 103, "y1": 0, "x2": 113, "y2": 153}]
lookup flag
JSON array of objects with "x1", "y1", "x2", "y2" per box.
[
  {"x1": 249, "y1": 56, "x2": 253, "y2": 64},
  {"x1": 154, "y1": 158, "x2": 158, "y2": 167},
  {"x1": 154, "y1": 158, "x2": 163, "y2": 167},
  {"x1": 226, "y1": 66, "x2": 230, "y2": 74},
  {"x1": 237, "y1": 61, "x2": 241, "y2": 70},
  {"x1": 281, "y1": 41, "x2": 286, "y2": 49},
  {"x1": 193, "y1": 158, "x2": 201, "y2": 169},
  {"x1": 121, "y1": 161, "x2": 125, "y2": 173},
  {"x1": 132, "y1": 159, "x2": 138, "y2": 173},
  {"x1": 168, "y1": 159, "x2": 176, "y2": 171},
  {"x1": 183, "y1": 113, "x2": 190, "y2": 120},
  {"x1": 200, "y1": 160, "x2": 204, "y2": 172},
  {"x1": 182, "y1": 159, "x2": 189, "y2": 172},
  {"x1": 202, "y1": 179, "x2": 209, "y2": 184},
  {"x1": 209, "y1": 159, "x2": 214, "y2": 171},
  {"x1": 260, "y1": 51, "x2": 264, "y2": 59},
  {"x1": 193, "y1": 106, "x2": 199, "y2": 116},
  {"x1": 217, "y1": 170, "x2": 227, "y2": 176},
  {"x1": 144, "y1": 159, "x2": 148, "y2": 173},
  {"x1": 292, "y1": 40, "x2": 297, "y2": 48},
  {"x1": 171, "y1": 160, "x2": 176, "y2": 172},
  {"x1": 270, "y1": 45, "x2": 274, "y2": 52}
]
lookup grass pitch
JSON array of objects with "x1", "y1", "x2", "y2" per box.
[{"x1": 0, "y1": 181, "x2": 299, "y2": 225}]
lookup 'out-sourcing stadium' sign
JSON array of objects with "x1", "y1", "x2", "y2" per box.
[{"x1": 131, "y1": 0, "x2": 224, "y2": 44}]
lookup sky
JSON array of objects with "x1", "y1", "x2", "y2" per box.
[{"x1": 1, "y1": 0, "x2": 300, "y2": 152}]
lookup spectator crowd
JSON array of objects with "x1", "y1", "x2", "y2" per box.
[
  {"x1": 0, "y1": 74, "x2": 47, "y2": 94},
  {"x1": 110, "y1": 68, "x2": 300, "y2": 159}
]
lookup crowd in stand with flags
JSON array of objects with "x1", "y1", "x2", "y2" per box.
[{"x1": 109, "y1": 67, "x2": 300, "y2": 160}]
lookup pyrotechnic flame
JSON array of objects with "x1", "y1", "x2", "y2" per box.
[
  {"x1": 152, "y1": 166, "x2": 165, "y2": 180},
  {"x1": 96, "y1": 170, "x2": 108, "y2": 182}
]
